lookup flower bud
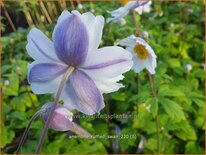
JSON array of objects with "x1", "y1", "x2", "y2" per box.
[
  {"x1": 40, "y1": 103, "x2": 73, "y2": 131},
  {"x1": 140, "y1": 31, "x2": 149, "y2": 40},
  {"x1": 186, "y1": 64, "x2": 192, "y2": 72},
  {"x1": 15, "y1": 66, "x2": 21, "y2": 74},
  {"x1": 117, "y1": 18, "x2": 126, "y2": 26},
  {"x1": 78, "y1": 3, "x2": 83, "y2": 10},
  {"x1": 4, "y1": 80, "x2": 10, "y2": 86}
]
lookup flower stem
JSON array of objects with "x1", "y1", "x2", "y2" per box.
[
  {"x1": 131, "y1": 10, "x2": 140, "y2": 36},
  {"x1": 35, "y1": 66, "x2": 75, "y2": 154},
  {"x1": 148, "y1": 72, "x2": 160, "y2": 154},
  {"x1": 16, "y1": 109, "x2": 45, "y2": 154}
]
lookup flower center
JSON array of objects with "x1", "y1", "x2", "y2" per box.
[{"x1": 133, "y1": 44, "x2": 148, "y2": 59}]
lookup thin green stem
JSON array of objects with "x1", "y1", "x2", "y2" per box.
[
  {"x1": 35, "y1": 67, "x2": 75, "y2": 154},
  {"x1": 148, "y1": 72, "x2": 160, "y2": 154},
  {"x1": 16, "y1": 109, "x2": 45, "y2": 154},
  {"x1": 131, "y1": 10, "x2": 140, "y2": 36}
]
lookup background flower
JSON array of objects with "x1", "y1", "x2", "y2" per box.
[
  {"x1": 106, "y1": 0, "x2": 150, "y2": 23},
  {"x1": 135, "y1": 1, "x2": 152, "y2": 15},
  {"x1": 120, "y1": 35, "x2": 157, "y2": 74}
]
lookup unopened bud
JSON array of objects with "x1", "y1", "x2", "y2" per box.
[
  {"x1": 186, "y1": 64, "x2": 192, "y2": 72},
  {"x1": 141, "y1": 31, "x2": 149, "y2": 40},
  {"x1": 117, "y1": 18, "x2": 126, "y2": 26},
  {"x1": 78, "y1": 3, "x2": 83, "y2": 10},
  {"x1": 4, "y1": 80, "x2": 10, "y2": 86},
  {"x1": 40, "y1": 103, "x2": 73, "y2": 131},
  {"x1": 15, "y1": 66, "x2": 21, "y2": 74}
]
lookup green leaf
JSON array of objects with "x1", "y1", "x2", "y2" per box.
[
  {"x1": 119, "y1": 128, "x2": 137, "y2": 152},
  {"x1": 159, "y1": 98, "x2": 185, "y2": 121},
  {"x1": 1, "y1": 126, "x2": 15, "y2": 148},
  {"x1": 167, "y1": 58, "x2": 181, "y2": 68},
  {"x1": 158, "y1": 85, "x2": 185, "y2": 97},
  {"x1": 148, "y1": 98, "x2": 159, "y2": 118},
  {"x1": 11, "y1": 93, "x2": 38, "y2": 112},
  {"x1": 166, "y1": 120, "x2": 197, "y2": 141},
  {"x1": 185, "y1": 141, "x2": 204, "y2": 154}
]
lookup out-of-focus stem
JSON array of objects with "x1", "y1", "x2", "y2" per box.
[
  {"x1": 16, "y1": 109, "x2": 45, "y2": 154},
  {"x1": 131, "y1": 10, "x2": 140, "y2": 36},
  {"x1": 148, "y1": 72, "x2": 160, "y2": 154},
  {"x1": 35, "y1": 67, "x2": 75, "y2": 154}
]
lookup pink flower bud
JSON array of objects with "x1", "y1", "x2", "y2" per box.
[{"x1": 41, "y1": 103, "x2": 73, "y2": 131}]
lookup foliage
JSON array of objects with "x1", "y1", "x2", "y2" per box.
[{"x1": 1, "y1": 1, "x2": 205, "y2": 154}]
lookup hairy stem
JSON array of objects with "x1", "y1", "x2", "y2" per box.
[
  {"x1": 16, "y1": 109, "x2": 45, "y2": 154},
  {"x1": 131, "y1": 10, "x2": 140, "y2": 36},
  {"x1": 148, "y1": 72, "x2": 160, "y2": 154},
  {"x1": 35, "y1": 66, "x2": 75, "y2": 154}
]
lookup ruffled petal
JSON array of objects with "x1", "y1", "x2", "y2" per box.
[
  {"x1": 28, "y1": 62, "x2": 67, "y2": 94},
  {"x1": 26, "y1": 28, "x2": 59, "y2": 63},
  {"x1": 53, "y1": 10, "x2": 89, "y2": 66},
  {"x1": 94, "y1": 75, "x2": 124, "y2": 93},
  {"x1": 81, "y1": 46, "x2": 133, "y2": 80},
  {"x1": 62, "y1": 70, "x2": 105, "y2": 115}
]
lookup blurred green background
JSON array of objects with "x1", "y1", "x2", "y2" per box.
[{"x1": 1, "y1": 0, "x2": 205, "y2": 154}]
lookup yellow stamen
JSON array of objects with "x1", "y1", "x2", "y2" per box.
[{"x1": 134, "y1": 44, "x2": 148, "y2": 59}]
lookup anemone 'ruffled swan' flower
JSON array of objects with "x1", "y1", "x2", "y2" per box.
[
  {"x1": 27, "y1": 10, "x2": 133, "y2": 115},
  {"x1": 106, "y1": 0, "x2": 150, "y2": 23},
  {"x1": 120, "y1": 35, "x2": 156, "y2": 74}
]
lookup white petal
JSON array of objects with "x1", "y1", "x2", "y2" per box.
[
  {"x1": 120, "y1": 35, "x2": 136, "y2": 47},
  {"x1": 28, "y1": 62, "x2": 63, "y2": 94},
  {"x1": 107, "y1": 7, "x2": 129, "y2": 23},
  {"x1": 132, "y1": 57, "x2": 147, "y2": 73},
  {"x1": 81, "y1": 46, "x2": 133, "y2": 80},
  {"x1": 27, "y1": 28, "x2": 59, "y2": 63},
  {"x1": 146, "y1": 55, "x2": 156, "y2": 74},
  {"x1": 81, "y1": 13, "x2": 104, "y2": 52},
  {"x1": 94, "y1": 75, "x2": 124, "y2": 93},
  {"x1": 135, "y1": 7, "x2": 143, "y2": 15}
]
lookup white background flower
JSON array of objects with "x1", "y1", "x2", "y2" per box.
[{"x1": 120, "y1": 35, "x2": 157, "y2": 74}]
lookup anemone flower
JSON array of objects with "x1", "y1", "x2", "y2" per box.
[
  {"x1": 135, "y1": 1, "x2": 152, "y2": 15},
  {"x1": 106, "y1": 0, "x2": 150, "y2": 23},
  {"x1": 27, "y1": 10, "x2": 133, "y2": 115},
  {"x1": 120, "y1": 35, "x2": 156, "y2": 74}
]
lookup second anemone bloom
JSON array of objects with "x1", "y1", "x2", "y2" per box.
[
  {"x1": 120, "y1": 35, "x2": 156, "y2": 74},
  {"x1": 27, "y1": 10, "x2": 133, "y2": 115}
]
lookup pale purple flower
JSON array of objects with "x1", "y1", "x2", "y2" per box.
[
  {"x1": 106, "y1": 0, "x2": 150, "y2": 23},
  {"x1": 41, "y1": 103, "x2": 73, "y2": 131},
  {"x1": 27, "y1": 10, "x2": 133, "y2": 115},
  {"x1": 135, "y1": 1, "x2": 152, "y2": 15},
  {"x1": 120, "y1": 35, "x2": 156, "y2": 74}
]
